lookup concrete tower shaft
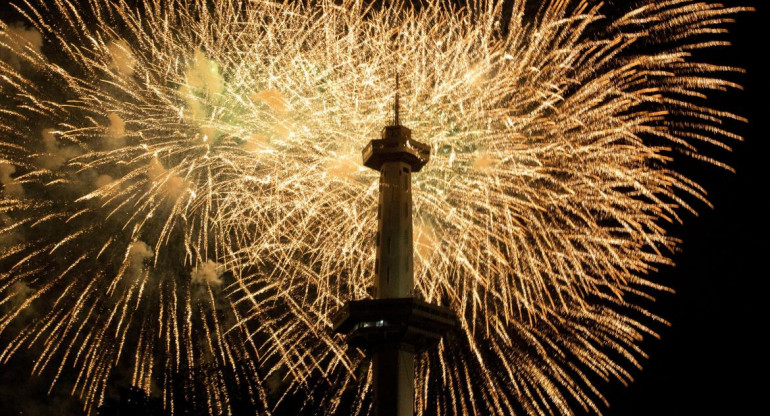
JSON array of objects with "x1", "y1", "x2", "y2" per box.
[{"x1": 374, "y1": 160, "x2": 415, "y2": 298}]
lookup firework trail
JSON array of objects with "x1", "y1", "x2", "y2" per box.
[{"x1": 0, "y1": 0, "x2": 748, "y2": 414}]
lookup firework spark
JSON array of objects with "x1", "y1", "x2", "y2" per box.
[{"x1": 0, "y1": 0, "x2": 748, "y2": 414}]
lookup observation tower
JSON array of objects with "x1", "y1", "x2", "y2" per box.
[{"x1": 332, "y1": 76, "x2": 457, "y2": 416}]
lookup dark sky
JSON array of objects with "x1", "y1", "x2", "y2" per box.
[
  {"x1": 603, "y1": 0, "x2": 768, "y2": 414},
  {"x1": 0, "y1": 0, "x2": 767, "y2": 415}
]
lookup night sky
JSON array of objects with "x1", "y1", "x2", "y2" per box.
[
  {"x1": 604, "y1": 0, "x2": 767, "y2": 413},
  {"x1": 0, "y1": 0, "x2": 767, "y2": 415}
]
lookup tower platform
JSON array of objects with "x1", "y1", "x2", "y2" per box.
[
  {"x1": 362, "y1": 125, "x2": 431, "y2": 172},
  {"x1": 332, "y1": 297, "x2": 456, "y2": 353}
]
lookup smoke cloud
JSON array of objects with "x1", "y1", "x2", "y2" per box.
[
  {"x1": 104, "y1": 113, "x2": 127, "y2": 148},
  {"x1": 0, "y1": 213, "x2": 25, "y2": 247},
  {"x1": 178, "y1": 49, "x2": 225, "y2": 141},
  {"x1": 414, "y1": 221, "x2": 438, "y2": 261},
  {"x1": 126, "y1": 240, "x2": 153, "y2": 281},
  {"x1": 8, "y1": 281, "x2": 33, "y2": 308},
  {"x1": 147, "y1": 157, "x2": 187, "y2": 198},
  {"x1": 0, "y1": 23, "x2": 43, "y2": 70},
  {"x1": 251, "y1": 89, "x2": 287, "y2": 118},
  {"x1": 107, "y1": 39, "x2": 136, "y2": 76},
  {"x1": 472, "y1": 152, "x2": 499, "y2": 171},
  {"x1": 0, "y1": 163, "x2": 24, "y2": 198},
  {"x1": 325, "y1": 153, "x2": 360, "y2": 180},
  {"x1": 184, "y1": 49, "x2": 224, "y2": 99},
  {"x1": 191, "y1": 260, "x2": 224, "y2": 288},
  {"x1": 36, "y1": 129, "x2": 80, "y2": 170},
  {"x1": 95, "y1": 174, "x2": 114, "y2": 188}
]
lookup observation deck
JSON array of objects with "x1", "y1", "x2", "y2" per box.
[
  {"x1": 332, "y1": 297, "x2": 456, "y2": 353},
  {"x1": 362, "y1": 125, "x2": 431, "y2": 173}
]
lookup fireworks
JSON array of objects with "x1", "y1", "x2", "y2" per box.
[{"x1": 0, "y1": 0, "x2": 748, "y2": 414}]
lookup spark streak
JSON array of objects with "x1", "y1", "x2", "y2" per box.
[{"x1": 0, "y1": 0, "x2": 748, "y2": 414}]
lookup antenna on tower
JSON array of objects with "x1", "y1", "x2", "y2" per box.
[{"x1": 394, "y1": 72, "x2": 400, "y2": 126}]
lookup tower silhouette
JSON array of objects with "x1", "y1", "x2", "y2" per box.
[{"x1": 332, "y1": 75, "x2": 457, "y2": 416}]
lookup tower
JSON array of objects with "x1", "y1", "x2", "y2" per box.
[{"x1": 332, "y1": 76, "x2": 457, "y2": 416}]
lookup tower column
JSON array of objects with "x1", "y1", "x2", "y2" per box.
[
  {"x1": 375, "y1": 161, "x2": 414, "y2": 299},
  {"x1": 372, "y1": 347, "x2": 415, "y2": 416},
  {"x1": 373, "y1": 159, "x2": 416, "y2": 416}
]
